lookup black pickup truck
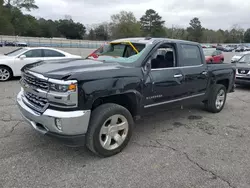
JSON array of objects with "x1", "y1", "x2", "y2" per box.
[{"x1": 17, "y1": 37, "x2": 236, "y2": 157}]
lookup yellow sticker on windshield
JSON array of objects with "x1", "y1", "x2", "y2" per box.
[{"x1": 110, "y1": 41, "x2": 139, "y2": 54}]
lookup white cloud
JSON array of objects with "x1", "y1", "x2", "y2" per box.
[{"x1": 28, "y1": 0, "x2": 250, "y2": 30}]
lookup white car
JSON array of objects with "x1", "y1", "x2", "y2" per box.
[
  {"x1": 231, "y1": 51, "x2": 250, "y2": 63},
  {"x1": 0, "y1": 47, "x2": 81, "y2": 81}
]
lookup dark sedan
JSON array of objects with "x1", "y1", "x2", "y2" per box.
[{"x1": 235, "y1": 53, "x2": 250, "y2": 85}]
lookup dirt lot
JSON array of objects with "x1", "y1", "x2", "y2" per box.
[{"x1": 0, "y1": 79, "x2": 250, "y2": 188}]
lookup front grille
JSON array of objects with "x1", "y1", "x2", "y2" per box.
[
  {"x1": 238, "y1": 69, "x2": 249, "y2": 74},
  {"x1": 23, "y1": 73, "x2": 49, "y2": 90},
  {"x1": 24, "y1": 92, "x2": 48, "y2": 111}
]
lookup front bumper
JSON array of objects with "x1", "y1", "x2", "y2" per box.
[
  {"x1": 17, "y1": 90, "x2": 91, "y2": 146},
  {"x1": 235, "y1": 77, "x2": 250, "y2": 85}
]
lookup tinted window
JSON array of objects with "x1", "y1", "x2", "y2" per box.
[
  {"x1": 23, "y1": 49, "x2": 43, "y2": 58},
  {"x1": 238, "y1": 54, "x2": 250, "y2": 63},
  {"x1": 151, "y1": 45, "x2": 175, "y2": 69},
  {"x1": 44, "y1": 49, "x2": 65, "y2": 57},
  {"x1": 180, "y1": 44, "x2": 202, "y2": 66}
]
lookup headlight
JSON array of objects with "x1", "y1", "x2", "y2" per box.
[{"x1": 50, "y1": 83, "x2": 77, "y2": 92}]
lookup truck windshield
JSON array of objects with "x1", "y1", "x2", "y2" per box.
[{"x1": 87, "y1": 42, "x2": 148, "y2": 63}]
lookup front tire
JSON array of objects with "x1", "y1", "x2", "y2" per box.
[
  {"x1": 86, "y1": 103, "x2": 134, "y2": 157},
  {"x1": 0, "y1": 66, "x2": 12, "y2": 81},
  {"x1": 204, "y1": 84, "x2": 227, "y2": 113}
]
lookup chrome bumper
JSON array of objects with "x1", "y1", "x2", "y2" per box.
[{"x1": 17, "y1": 90, "x2": 91, "y2": 136}]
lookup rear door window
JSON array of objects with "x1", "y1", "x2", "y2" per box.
[
  {"x1": 44, "y1": 49, "x2": 65, "y2": 57},
  {"x1": 23, "y1": 49, "x2": 43, "y2": 58},
  {"x1": 179, "y1": 44, "x2": 202, "y2": 67}
]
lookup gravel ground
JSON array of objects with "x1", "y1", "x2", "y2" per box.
[{"x1": 0, "y1": 79, "x2": 250, "y2": 188}]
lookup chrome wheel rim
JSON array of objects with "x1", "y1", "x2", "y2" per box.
[
  {"x1": 99, "y1": 114, "x2": 129, "y2": 150},
  {"x1": 0, "y1": 68, "x2": 10, "y2": 81},
  {"x1": 215, "y1": 89, "x2": 225, "y2": 109}
]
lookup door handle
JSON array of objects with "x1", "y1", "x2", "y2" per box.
[
  {"x1": 201, "y1": 71, "x2": 208, "y2": 75},
  {"x1": 174, "y1": 74, "x2": 183, "y2": 78}
]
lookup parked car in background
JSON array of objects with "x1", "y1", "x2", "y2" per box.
[
  {"x1": 216, "y1": 44, "x2": 234, "y2": 52},
  {"x1": 0, "y1": 47, "x2": 81, "y2": 81},
  {"x1": 226, "y1": 44, "x2": 238, "y2": 50},
  {"x1": 16, "y1": 42, "x2": 28, "y2": 47},
  {"x1": 235, "y1": 45, "x2": 250, "y2": 52},
  {"x1": 203, "y1": 49, "x2": 224, "y2": 63},
  {"x1": 0, "y1": 42, "x2": 3, "y2": 47},
  {"x1": 235, "y1": 53, "x2": 250, "y2": 85},
  {"x1": 224, "y1": 46, "x2": 234, "y2": 52},
  {"x1": 216, "y1": 45, "x2": 228, "y2": 52},
  {"x1": 3, "y1": 41, "x2": 16, "y2": 46},
  {"x1": 231, "y1": 51, "x2": 250, "y2": 63},
  {"x1": 201, "y1": 44, "x2": 212, "y2": 48}
]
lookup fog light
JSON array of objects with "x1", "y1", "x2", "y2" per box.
[{"x1": 55, "y1": 118, "x2": 62, "y2": 131}]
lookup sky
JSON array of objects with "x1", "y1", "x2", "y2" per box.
[{"x1": 29, "y1": 0, "x2": 250, "y2": 30}]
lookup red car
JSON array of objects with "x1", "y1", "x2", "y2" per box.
[
  {"x1": 87, "y1": 42, "x2": 110, "y2": 59},
  {"x1": 203, "y1": 49, "x2": 224, "y2": 63}
]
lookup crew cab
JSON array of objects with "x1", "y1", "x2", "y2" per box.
[{"x1": 17, "y1": 38, "x2": 236, "y2": 157}]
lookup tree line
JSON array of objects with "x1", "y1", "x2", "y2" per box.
[{"x1": 1, "y1": 0, "x2": 250, "y2": 43}]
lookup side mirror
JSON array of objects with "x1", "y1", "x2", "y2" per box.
[
  {"x1": 19, "y1": 55, "x2": 26, "y2": 60},
  {"x1": 144, "y1": 59, "x2": 151, "y2": 73}
]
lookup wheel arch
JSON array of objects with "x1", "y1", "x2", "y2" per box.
[
  {"x1": 91, "y1": 91, "x2": 143, "y2": 120},
  {"x1": 216, "y1": 79, "x2": 229, "y2": 90},
  {"x1": 0, "y1": 64, "x2": 14, "y2": 78}
]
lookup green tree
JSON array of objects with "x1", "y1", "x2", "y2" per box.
[
  {"x1": 88, "y1": 29, "x2": 96, "y2": 40},
  {"x1": 228, "y1": 24, "x2": 244, "y2": 43},
  {"x1": 244, "y1": 29, "x2": 250, "y2": 43},
  {"x1": 94, "y1": 23, "x2": 109, "y2": 40},
  {"x1": 4, "y1": 0, "x2": 38, "y2": 11},
  {"x1": 165, "y1": 25, "x2": 187, "y2": 40},
  {"x1": 110, "y1": 11, "x2": 141, "y2": 39},
  {"x1": 187, "y1": 17, "x2": 203, "y2": 42},
  {"x1": 140, "y1": 9, "x2": 165, "y2": 37},
  {"x1": 57, "y1": 19, "x2": 86, "y2": 39}
]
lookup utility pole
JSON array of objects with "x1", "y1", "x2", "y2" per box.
[{"x1": 171, "y1": 24, "x2": 174, "y2": 38}]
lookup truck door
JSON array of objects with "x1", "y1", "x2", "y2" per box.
[
  {"x1": 177, "y1": 44, "x2": 209, "y2": 98},
  {"x1": 143, "y1": 43, "x2": 188, "y2": 109}
]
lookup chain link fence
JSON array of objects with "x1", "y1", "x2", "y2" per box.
[
  {"x1": 0, "y1": 35, "x2": 107, "y2": 48},
  {"x1": 1, "y1": 35, "x2": 249, "y2": 49}
]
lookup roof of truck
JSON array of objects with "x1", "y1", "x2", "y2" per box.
[{"x1": 111, "y1": 37, "x2": 199, "y2": 45}]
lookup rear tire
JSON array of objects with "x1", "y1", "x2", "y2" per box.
[
  {"x1": 204, "y1": 84, "x2": 227, "y2": 113},
  {"x1": 0, "y1": 66, "x2": 13, "y2": 81},
  {"x1": 86, "y1": 103, "x2": 134, "y2": 157}
]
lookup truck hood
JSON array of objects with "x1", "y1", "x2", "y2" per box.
[
  {"x1": 236, "y1": 63, "x2": 250, "y2": 70},
  {"x1": 24, "y1": 58, "x2": 134, "y2": 80}
]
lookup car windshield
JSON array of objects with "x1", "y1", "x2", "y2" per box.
[
  {"x1": 203, "y1": 50, "x2": 214, "y2": 56},
  {"x1": 238, "y1": 54, "x2": 250, "y2": 64},
  {"x1": 87, "y1": 42, "x2": 148, "y2": 64},
  {"x1": 5, "y1": 48, "x2": 27, "y2": 56}
]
